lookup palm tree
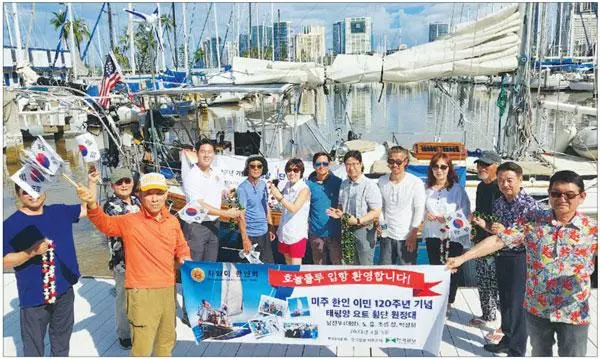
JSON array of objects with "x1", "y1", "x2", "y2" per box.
[
  {"x1": 192, "y1": 48, "x2": 205, "y2": 67},
  {"x1": 49, "y1": 9, "x2": 90, "y2": 53},
  {"x1": 160, "y1": 14, "x2": 176, "y2": 67}
]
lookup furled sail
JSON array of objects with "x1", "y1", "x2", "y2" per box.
[{"x1": 229, "y1": 5, "x2": 521, "y2": 86}]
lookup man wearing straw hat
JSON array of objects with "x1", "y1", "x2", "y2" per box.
[
  {"x1": 3, "y1": 177, "x2": 90, "y2": 356},
  {"x1": 77, "y1": 172, "x2": 191, "y2": 356}
]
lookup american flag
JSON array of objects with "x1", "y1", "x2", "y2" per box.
[{"x1": 98, "y1": 53, "x2": 123, "y2": 109}]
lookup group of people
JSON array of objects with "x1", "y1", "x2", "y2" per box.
[{"x1": 3, "y1": 136, "x2": 597, "y2": 357}]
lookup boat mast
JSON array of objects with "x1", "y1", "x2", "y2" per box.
[
  {"x1": 67, "y1": 3, "x2": 78, "y2": 78},
  {"x1": 106, "y1": 3, "x2": 115, "y2": 51},
  {"x1": 271, "y1": 2, "x2": 274, "y2": 61},
  {"x1": 248, "y1": 3, "x2": 251, "y2": 58},
  {"x1": 127, "y1": 3, "x2": 136, "y2": 74},
  {"x1": 182, "y1": 3, "x2": 189, "y2": 75},
  {"x1": 4, "y1": 4, "x2": 14, "y2": 48},
  {"x1": 12, "y1": 3, "x2": 23, "y2": 63},
  {"x1": 157, "y1": 3, "x2": 166, "y2": 72},
  {"x1": 213, "y1": 3, "x2": 221, "y2": 69},
  {"x1": 172, "y1": 2, "x2": 178, "y2": 70}
]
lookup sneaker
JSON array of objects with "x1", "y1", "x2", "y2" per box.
[{"x1": 118, "y1": 338, "x2": 132, "y2": 350}]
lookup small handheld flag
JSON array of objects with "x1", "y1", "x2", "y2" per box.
[
  {"x1": 75, "y1": 133, "x2": 101, "y2": 162},
  {"x1": 178, "y1": 200, "x2": 209, "y2": 224}
]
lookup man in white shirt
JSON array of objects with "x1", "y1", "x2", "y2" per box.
[
  {"x1": 181, "y1": 138, "x2": 241, "y2": 261},
  {"x1": 377, "y1": 146, "x2": 426, "y2": 265}
]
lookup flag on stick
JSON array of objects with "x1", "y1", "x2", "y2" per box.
[
  {"x1": 75, "y1": 133, "x2": 101, "y2": 162},
  {"x1": 11, "y1": 164, "x2": 50, "y2": 199},
  {"x1": 178, "y1": 200, "x2": 209, "y2": 224},
  {"x1": 24, "y1": 136, "x2": 64, "y2": 176}
]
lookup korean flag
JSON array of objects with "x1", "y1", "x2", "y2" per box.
[
  {"x1": 178, "y1": 200, "x2": 209, "y2": 224},
  {"x1": 75, "y1": 133, "x2": 101, "y2": 162},
  {"x1": 28, "y1": 136, "x2": 64, "y2": 176},
  {"x1": 446, "y1": 211, "x2": 471, "y2": 238},
  {"x1": 10, "y1": 163, "x2": 50, "y2": 199}
]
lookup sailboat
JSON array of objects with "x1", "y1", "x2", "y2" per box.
[{"x1": 197, "y1": 262, "x2": 250, "y2": 340}]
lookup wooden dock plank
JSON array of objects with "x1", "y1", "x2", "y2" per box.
[{"x1": 2, "y1": 273, "x2": 597, "y2": 357}]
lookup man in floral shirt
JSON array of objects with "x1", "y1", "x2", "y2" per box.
[
  {"x1": 447, "y1": 170, "x2": 597, "y2": 356},
  {"x1": 99, "y1": 168, "x2": 140, "y2": 350}
]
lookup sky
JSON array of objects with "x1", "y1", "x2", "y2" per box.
[{"x1": 3, "y1": 2, "x2": 556, "y2": 69}]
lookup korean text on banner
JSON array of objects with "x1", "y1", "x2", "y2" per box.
[{"x1": 181, "y1": 262, "x2": 450, "y2": 354}]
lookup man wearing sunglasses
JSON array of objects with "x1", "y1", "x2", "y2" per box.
[
  {"x1": 447, "y1": 170, "x2": 597, "y2": 356},
  {"x1": 101, "y1": 168, "x2": 140, "y2": 350},
  {"x1": 377, "y1": 146, "x2": 425, "y2": 265},
  {"x1": 306, "y1": 152, "x2": 342, "y2": 264}
]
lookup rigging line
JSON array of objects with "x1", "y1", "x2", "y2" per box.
[{"x1": 194, "y1": 3, "x2": 213, "y2": 56}]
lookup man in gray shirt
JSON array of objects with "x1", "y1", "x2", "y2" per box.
[
  {"x1": 327, "y1": 151, "x2": 382, "y2": 265},
  {"x1": 377, "y1": 146, "x2": 425, "y2": 265}
]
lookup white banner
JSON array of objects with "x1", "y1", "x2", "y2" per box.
[{"x1": 181, "y1": 262, "x2": 450, "y2": 354}]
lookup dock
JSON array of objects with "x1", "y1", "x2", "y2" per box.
[{"x1": 3, "y1": 273, "x2": 597, "y2": 356}]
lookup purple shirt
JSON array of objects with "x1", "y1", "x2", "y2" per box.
[{"x1": 493, "y1": 190, "x2": 541, "y2": 253}]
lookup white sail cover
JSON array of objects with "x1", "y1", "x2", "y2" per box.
[{"x1": 230, "y1": 5, "x2": 521, "y2": 86}]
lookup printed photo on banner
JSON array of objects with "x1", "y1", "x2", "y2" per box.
[
  {"x1": 258, "y1": 295, "x2": 288, "y2": 318},
  {"x1": 248, "y1": 314, "x2": 282, "y2": 339},
  {"x1": 284, "y1": 322, "x2": 319, "y2": 339},
  {"x1": 288, "y1": 297, "x2": 311, "y2": 318}
]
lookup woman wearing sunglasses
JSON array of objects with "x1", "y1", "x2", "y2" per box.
[
  {"x1": 423, "y1": 152, "x2": 471, "y2": 316},
  {"x1": 269, "y1": 158, "x2": 311, "y2": 265}
]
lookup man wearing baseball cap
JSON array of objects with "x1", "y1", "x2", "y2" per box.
[
  {"x1": 89, "y1": 168, "x2": 140, "y2": 350},
  {"x1": 78, "y1": 172, "x2": 190, "y2": 356},
  {"x1": 469, "y1": 151, "x2": 503, "y2": 341}
]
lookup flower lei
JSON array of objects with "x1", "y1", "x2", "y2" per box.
[
  {"x1": 341, "y1": 213, "x2": 357, "y2": 265},
  {"x1": 439, "y1": 223, "x2": 451, "y2": 263},
  {"x1": 471, "y1": 211, "x2": 499, "y2": 258},
  {"x1": 223, "y1": 189, "x2": 244, "y2": 230},
  {"x1": 41, "y1": 242, "x2": 56, "y2": 304}
]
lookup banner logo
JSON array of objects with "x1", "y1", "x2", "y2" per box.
[{"x1": 191, "y1": 268, "x2": 206, "y2": 282}]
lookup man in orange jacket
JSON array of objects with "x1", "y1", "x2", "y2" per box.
[{"x1": 78, "y1": 172, "x2": 190, "y2": 356}]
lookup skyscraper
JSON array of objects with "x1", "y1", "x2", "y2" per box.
[
  {"x1": 343, "y1": 17, "x2": 372, "y2": 54},
  {"x1": 295, "y1": 25, "x2": 326, "y2": 63},
  {"x1": 239, "y1": 34, "x2": 249, "y2": 57},
  {"x1": 552, "y1": 3, "x2": 572, "y2": 56},
  {"x1": 428, "y1": 23, "x2": 448, "y2": 42},
  {"x1": 250, "y1": 25, "x2": 273, "y2": 50},
  {"x1": 333, "y1": 21, "x2": 345, "y2": 55},
  {"x1": 274, "y1": 21, "x2": 292, "y2": 61},
  {"x1": 570, "y1": 2, "x2": 597, "y2": 56}
]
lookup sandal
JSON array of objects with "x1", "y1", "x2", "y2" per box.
[
  {"x1": 485, "y1": 328, "x2": 504, "y2": 342},
  {"x1": 467, "y1": 317, "x2": 488, "y2": 327}
]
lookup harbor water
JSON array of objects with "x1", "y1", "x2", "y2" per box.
[{"x1": 3, "y1": 83, "x2": 596, "y2": 276}]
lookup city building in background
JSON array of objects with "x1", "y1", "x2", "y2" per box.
[
  {"x1": 250, "y1": 25, "x2": 273, "y2": 51},
  {"x1": 570, "y1": 2, "x2": 597, "y2": 56},
  {"x1": 295, "y1": 25, "x2": 326, "y2": 63},
  {"x1": 332, "y1": 21, "x2": 345, "y2": 55},
  {"x1": 428, "y1": 22, "x2": 448, "y2": 42},
  {"x1": 552, "y1": 3, "x2": 573, "y2": 56},
  {"x1": 202, "y1": 37, "x2": 221, "y2": 68},
  {"x1": 274, "y1": 21, "x2": 292, "y2": 61},
  {"x1": 239, "y1": 34, "x2": 249, "y2": 57},
  {"x1": 342, "y1": 17, "x2": 372, "y2": 54}
]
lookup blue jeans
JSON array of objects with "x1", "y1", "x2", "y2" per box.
[{"x1": 526, "y1": 312, "x2": 589, "y2": 356}]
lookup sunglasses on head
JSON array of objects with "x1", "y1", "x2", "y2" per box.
[
  {"x1": 286, "y1": 167, "x2": 301, "y2": 173},
  {"x1": 314, "y1": 161, "x2": 329, "y2": 167},
  {"x1": 549, "y1": 191, "x2": 580, "y2": 200},
  {"x1": 249, "y1": 164, "x2": 263, "y2": 170},
  {"x1": 115, "y1": 178, "x2": 132, "y2": 185},
  {"x1": 432, "y1": 164, "x2": 449, "y2": 170},
  {"x1": 387, "y1": 158, "x2": 405, "y2": 166}
]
